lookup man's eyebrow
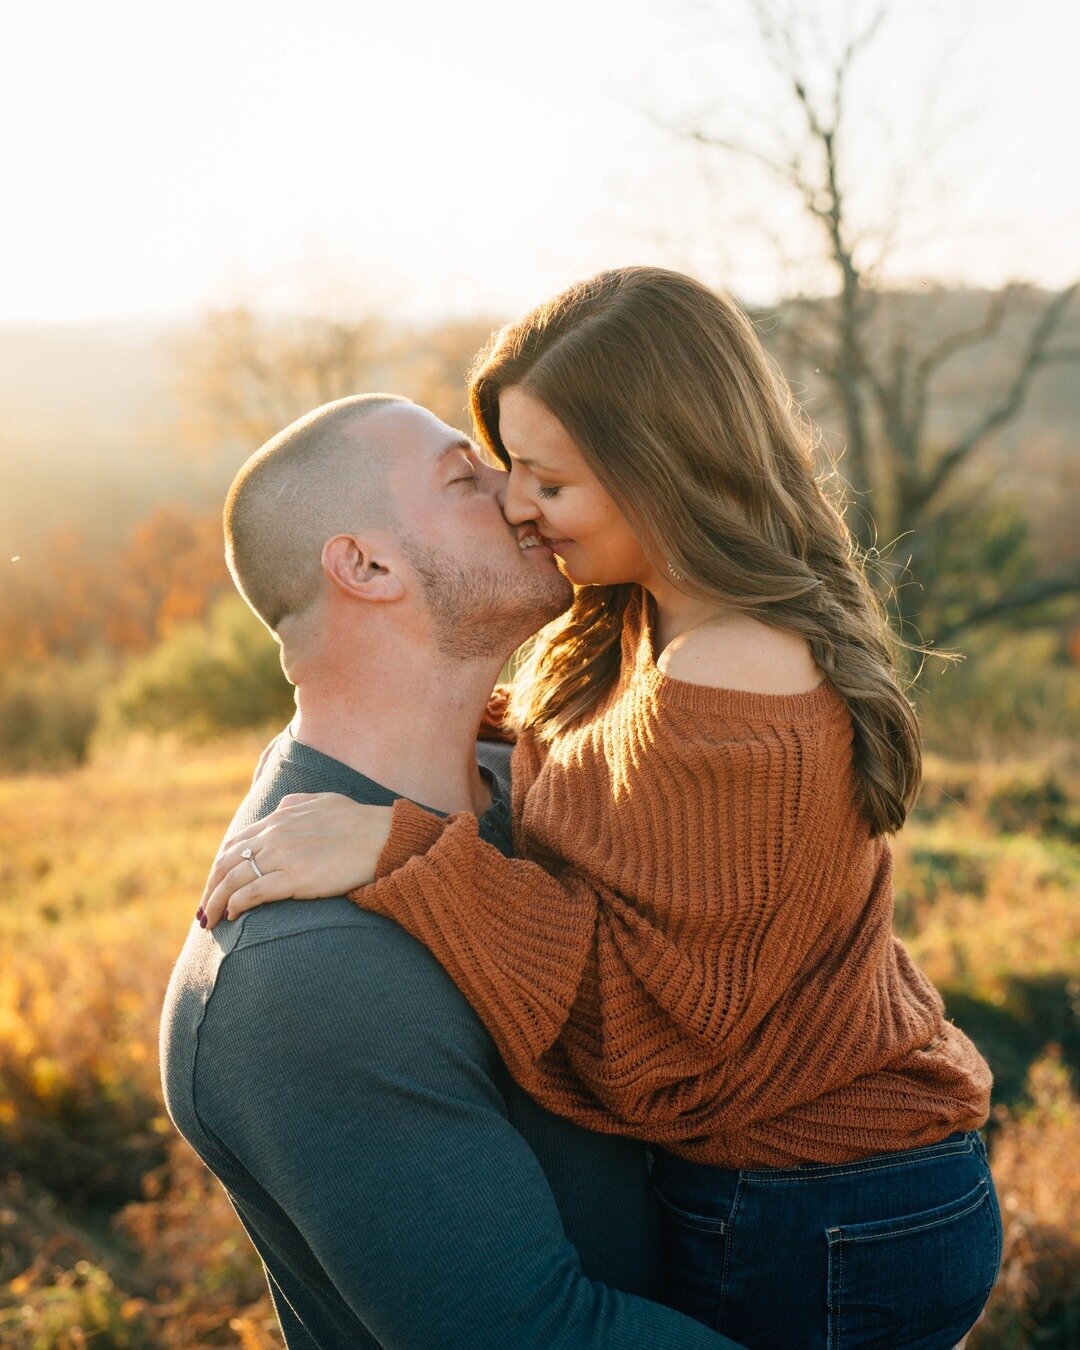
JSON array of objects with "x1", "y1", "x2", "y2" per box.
[{"x1": 435, "y1": 437, "x2": 477, "y2": 465}]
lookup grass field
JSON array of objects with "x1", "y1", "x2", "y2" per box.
[{"x1": 0, "y1": 735, "x2": 1077, "y2": 1346}]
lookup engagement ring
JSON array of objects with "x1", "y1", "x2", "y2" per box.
[{"x1": 240, "y1": 846, "x2": 263, "y2": 879}]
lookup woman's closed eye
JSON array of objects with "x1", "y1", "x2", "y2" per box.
[{"x1": 537, "y1": 484, "x2": 561, "y2": 499}]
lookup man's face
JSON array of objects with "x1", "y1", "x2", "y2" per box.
[{"x1": 368, "y1": 403, "x2": 572, "y2": 659}]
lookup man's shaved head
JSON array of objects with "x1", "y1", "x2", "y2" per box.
[{"x1": 225, "y1": 394, "x2": 406, "y2": 634}]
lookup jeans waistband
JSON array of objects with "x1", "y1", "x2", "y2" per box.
[{"x1": 653, "y1": 1130, "x2": 982, "y2": 1188}]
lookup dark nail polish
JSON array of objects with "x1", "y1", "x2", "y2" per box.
[
  {"x1": 196, "y1": 907, "x2": 204, "y2": 922},
  {"x1": 223, "y1": 908, "x2": 231, "y2": 923},
  {"x1": 199, "y1": 914, "x2": 208, "y2": 928}
]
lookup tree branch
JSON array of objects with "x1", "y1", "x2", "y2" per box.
[
  {"x1": 914, "y1": 286, "x2": 1016, "y2": 384},
  {"x1": 933, "y1": 560, "x2": 1080, "y2": 645},
  {"x1": 910, "y1": 283, "x2": 1080, "y2": 513}
]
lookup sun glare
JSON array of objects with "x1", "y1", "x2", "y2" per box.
[{"x1": 1, "y1": 0, "x2": 1077, "y2": 322}]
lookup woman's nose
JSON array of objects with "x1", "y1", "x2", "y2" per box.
[{"x1": 497, "y1": 466, "x2": 536, "y2": 526}]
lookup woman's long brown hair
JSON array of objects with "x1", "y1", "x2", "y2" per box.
[{"x1": 469, "y1": 267, "x2": 922, "y2": 836}]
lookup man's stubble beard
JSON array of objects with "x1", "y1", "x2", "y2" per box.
[{"x1": 400, "y1": 535, "x2": 573, "y2": 662}]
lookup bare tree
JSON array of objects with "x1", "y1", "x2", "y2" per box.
[
  {"x1": 171, "y1": 307, "x2": 496, "y2": 465},
  {"x1": 171, "y1": 307, "x2": 393, "y2": 459},
  {"x1": 662, "y1": 0, "x2": 1079, "y2": 643}
]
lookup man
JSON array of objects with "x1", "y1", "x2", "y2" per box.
[{"x1": 160, "y1": 394, "x2": 738, "y2": 1348}]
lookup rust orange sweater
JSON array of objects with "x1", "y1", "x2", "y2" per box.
[{"x1": 353, "y1": 592, "x2": 991, "y2": 1167}]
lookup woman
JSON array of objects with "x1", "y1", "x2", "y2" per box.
[{"x1": 201, "y1": 267, "x2": 1000, "y2": 1347}]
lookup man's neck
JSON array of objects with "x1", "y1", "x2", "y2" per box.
[{"x1": 290, "y1": 652, "x2": 503, "y2": 816}]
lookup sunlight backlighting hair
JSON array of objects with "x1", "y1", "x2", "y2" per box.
[
  {"x1": 224, "y1": 393, "x2": 406, "y2": 636},
  {"x1": 469, "y1": 267, "x2": 922, "y2": 837}
]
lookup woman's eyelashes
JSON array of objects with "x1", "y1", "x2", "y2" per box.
[{"x1": 537, "y1": 484, "x2": 561, "y2": 500}]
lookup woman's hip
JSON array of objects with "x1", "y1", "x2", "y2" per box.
[{"x1": 651, "y1": 1131, "x2": 1002, "y2": 1348}]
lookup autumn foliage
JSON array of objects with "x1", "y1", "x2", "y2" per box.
[
  {"x1": 0, "y1": 745, "x2": 1076, "y2": 1345},
  {"x1": 0, "y1": 505, "x2": 231, "y2": 665}
]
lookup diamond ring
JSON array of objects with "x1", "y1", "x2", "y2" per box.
[{"x1": 240, "y1": 846, "x2": 264, "y2": 879}]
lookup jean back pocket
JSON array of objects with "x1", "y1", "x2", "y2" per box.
[{"x1": 827, "y1": 1177, "x2": 1000, "y2": 1349}]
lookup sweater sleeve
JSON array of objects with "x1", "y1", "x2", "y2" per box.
[
  {"x1": 349, "y1": 719, "x2": 841, "y2": 1134},
  {"x1": 477, "y1": 683, "x2": 516, "y2": 744},
  {"x1": 362, "y1": 802, "x2": 605, "y2": 1062}
]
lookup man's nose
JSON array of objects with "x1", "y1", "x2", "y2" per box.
[{"x1": 478, "y1": 461, "x2": 514, "y2": 512}]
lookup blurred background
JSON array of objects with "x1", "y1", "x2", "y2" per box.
[{"x1": 1, "y1": 0, "x2": 1077, "y2": 1344}]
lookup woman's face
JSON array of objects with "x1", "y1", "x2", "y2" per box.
[{"x1": 497, "y1": 386, "x2": 653, "y2": 588}]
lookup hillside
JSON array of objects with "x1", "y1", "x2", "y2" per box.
[
  {"x1": 0, "y1": 322, "x2": 209, "y2": 561},
  {"x1": 1, "y1": 287, "x2": 1077, "y2": 566}
]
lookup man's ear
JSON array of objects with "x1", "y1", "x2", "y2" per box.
[{"x1": 321, "y1": 534, "x2": 406, "y2": 603}]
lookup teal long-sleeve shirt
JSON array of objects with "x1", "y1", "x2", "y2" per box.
[{"x1": 160, "y1": 727, "x2": 740, "y2": 1348}]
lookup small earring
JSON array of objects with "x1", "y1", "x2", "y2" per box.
[{"x1": 667, "y1": 562, "x2": 683, "y2": 582}]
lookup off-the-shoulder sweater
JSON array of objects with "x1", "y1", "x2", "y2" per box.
[{"x1": 350, "y1": 591, "x2": 991, "y2": 1167}]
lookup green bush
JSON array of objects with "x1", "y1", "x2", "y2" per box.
[
  {"x1": 984, "y1": 772, "x2": 1080, "y2": 843},
  {"x1": 99, "y1": 597, "x2": 294, "y2": 741},
  {"x1": 0, "y1": 656, "x2": 114, "y2": 772},
  {"x1": 0, "y1": 1261, "x2": 154, "y2": 1349},
  {"x1": 915, "y1": 630, "x2": 1080, "y2": 761}
]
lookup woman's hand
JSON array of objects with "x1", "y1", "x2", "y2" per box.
[{"x1": 197, "y1": 793, "x2": 394, "y2": 931}]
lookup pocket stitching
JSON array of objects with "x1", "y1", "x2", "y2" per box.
[
  {"x1": 827, "y1": 1235, "x2": 843, "y2": 1350},
  {"x1": 980, "y1": 1179, "x2": 1004, "y2": 1310},
  {"x1": 717, "y1": 1176, "x2": 742, "y2": 1330},
  {"x1": 654, "y1": 1192, "x2": 728, "y2": 1235},
  {"x1": 826, "y1": 1179, "x2": 989, "y2": 1247},
  {"x1": 827, "y1": 1179, "x2": 996, "y2": 1348}
]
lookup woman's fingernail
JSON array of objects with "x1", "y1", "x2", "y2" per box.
[
  {"x1": 196, "y1": 907, "x2": 204, "y2": 922},
  {"x1": 199, "y1": 914, "x2": 208, "y2": 928},
  {"x1": 223, "y1": 908, "x2": 231, "y2": 922}
]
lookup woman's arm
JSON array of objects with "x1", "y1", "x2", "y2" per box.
[
  {"x1": 348, "y1": 767, "x2": 840, "y2": 1131},
  {"x1": 361, "y1": 802, "x2": 606, "y2": 1062},
  {"x1": 198, "y1": 778, "x2": 795, "y2": 1127},
  {"x1": 200, "y1": 705, "x2": 839, "y2": 1134},
  {"x1": 477, "y1": 682, "x2": 516, "y2": 743}
]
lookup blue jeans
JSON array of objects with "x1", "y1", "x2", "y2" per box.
[{"x1": 651, "y1": 1131, "x2": 1002, "y2": 1349}]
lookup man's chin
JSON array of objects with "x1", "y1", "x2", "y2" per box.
[
  {"x1": 496, "y1": 572, "x2": 573, "y2": 652},
  {"x1": 530, "y1": 570, "x2": 575, "y2": 624},
  {"x1": 410, "y1": 543, "x2": 574, "y2": 661}
]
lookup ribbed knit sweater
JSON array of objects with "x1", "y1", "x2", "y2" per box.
[{"x1": 354, "y1": 591, "x2": 992, "y2": 1168}]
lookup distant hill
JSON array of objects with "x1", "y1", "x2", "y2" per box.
[
  {"x1": 0, "y1": 321, "x2": 223, "y2": 561},
  {"x1": 772, "y1": 287, "x2": 1080, "y2": 462},
  {"x1": 1, "y1": 291, "x2": 1076, "y2": 566},
  {"x1": 0, "y1": 320, "x2": 171, "y2": 456}
]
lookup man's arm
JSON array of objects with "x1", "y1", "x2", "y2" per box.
[{"x1": 199, "y1": 914, "x2": 739, "y2": 1348}]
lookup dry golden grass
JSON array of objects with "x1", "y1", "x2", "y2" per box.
[
  {"x1": 0, "y1": 738, "x2": 1076, "y2": 1345},
  {"x1": 0, "y1": 734, "x2": 281, "y2": 1346}
]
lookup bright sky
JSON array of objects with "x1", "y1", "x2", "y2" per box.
[{"x1": 3, "y1": 0, "x2": 1077, "y2": 323}]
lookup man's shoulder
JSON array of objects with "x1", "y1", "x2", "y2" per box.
[
  {"x1": 164, "y1": 730, "x2": 507, "y2": 1070},
  {"x1": 163, "y1": 899, "x2": 503, "y2": 1145},
  {"x1": 175, "y1": 898, "x2": 490, "y2": 1037},
  {"x1": 235, "y1": 724, "x2": 399, "y2": 824},
  {"x1": 236, "y1": 727, "x2": 513, "y2": 833},
  {"x1": 232, "y1": 905, "x2": 485, "y2": 1032}
]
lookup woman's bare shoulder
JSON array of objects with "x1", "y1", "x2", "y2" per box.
[{"x1": 658, "y1": 615, "x2": 824, "y2": 695}]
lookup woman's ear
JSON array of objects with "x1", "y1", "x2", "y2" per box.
[{"x1": 321, "y1": 535, "x2": 406, "y2": 604}]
